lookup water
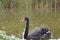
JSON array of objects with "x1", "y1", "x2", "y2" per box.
[{"x1": 0, "y1": 0, "x2": 60, "y2": 39}]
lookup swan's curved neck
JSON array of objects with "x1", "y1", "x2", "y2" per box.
[{"x1": 24, "y1": 19, "x2": 29, "y2": 39}]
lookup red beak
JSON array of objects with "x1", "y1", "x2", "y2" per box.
[{"x1": 20, "y1": 18, "x2": 25, "y2": 22}]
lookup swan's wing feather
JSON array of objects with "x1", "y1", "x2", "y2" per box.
[
  {"x1": 28, "y1": 28, "x2": 42, "y2": 38},
  {"x1": 27, "y1": 27, "x2": 52, "y2": 39}
]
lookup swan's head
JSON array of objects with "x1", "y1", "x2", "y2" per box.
[{"x1": 20, "y1": 17, "x2": 29, "y2": 22}]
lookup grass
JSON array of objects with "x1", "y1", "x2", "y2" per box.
[{"x1": 0, "y1": 0, "x2": 60, "y2": 39}]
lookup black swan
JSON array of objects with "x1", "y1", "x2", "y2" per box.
[{"x1": 21, "y1": 17, "x2": 52, "y2": 40}]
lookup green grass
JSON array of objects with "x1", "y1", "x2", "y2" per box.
[{"x1": 0, "y1": 0, "x2": 60, "y2": 39}]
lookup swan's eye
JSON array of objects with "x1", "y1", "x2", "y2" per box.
[{"x1": 25, "y1": 17, "x2": 29, "y2": 20}]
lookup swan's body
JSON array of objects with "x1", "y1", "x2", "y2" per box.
[{"x1": 21, "y1": 17, "x2": 52, "y2": 40}]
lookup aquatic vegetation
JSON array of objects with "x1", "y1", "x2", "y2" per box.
[{"x1": 0, "y1": 30, "x2": 22, "y2": 40}]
